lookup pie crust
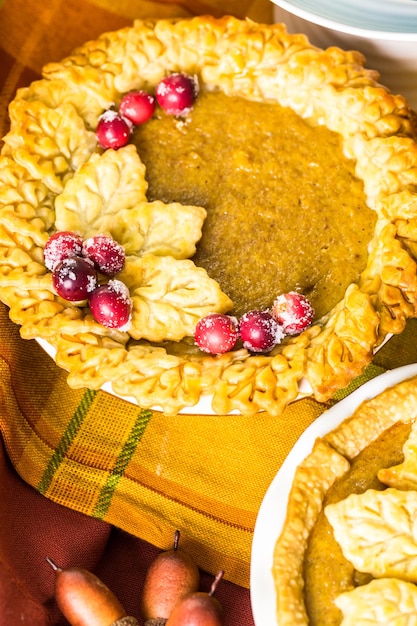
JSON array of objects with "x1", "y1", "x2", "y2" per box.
[
  {"x1": 273, "y1": 374, "x2": 417, "y2": 625},
  {"x1": 1, "y1": 15, "x2": 417, "y2": 415}
]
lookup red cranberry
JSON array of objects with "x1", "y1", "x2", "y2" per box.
[
  {"x1": 155, "y1": 73, "x2": 198, "y2": 116},
  {"x1": 119, "y1": 90, "x2": 155, "y2": 125},
  {"x1": 194, "y1": 314, "x2": 239, "y2": 355},
  {"x1": 89, "y1": 280, "x2": 132, "y2": 330},
  {"x1": 272, "y1": 292, "x2": 314, "y2": 335},
  {"x1": 44, "y1": 231, "x2": 83, "y2": 271},
  {"x1": 96, "y1": 110, "x2": 132, "y2": 149},
  {"x1": 82, "y1": 235, "x2": 125, "y2": 276},
  {"x1": 239, "y1": 310, "x2": 284, "y2": 353},
  {"x1": 52, "y1": 256, "x2": 98, "y2": 302}
]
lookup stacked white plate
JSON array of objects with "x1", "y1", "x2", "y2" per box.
[{"x1": 271, "y1": 0, "x2": 417, "y2": 107}]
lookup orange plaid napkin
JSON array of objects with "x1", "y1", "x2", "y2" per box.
[{"x1": 1, "y1": 2, "x2": 417, "y2": 623}]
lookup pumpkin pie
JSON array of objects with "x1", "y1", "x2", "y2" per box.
[
  {"x1": 273, "y1": 374, "x2": 417, "y2": 625},
  {"x1": 1, "y1": 15, "x2": 417, "y2": 415}
]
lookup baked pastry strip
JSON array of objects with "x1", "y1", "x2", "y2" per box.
[{"x1": 273, "y1": 439, "x2": 350, "y2": 626}]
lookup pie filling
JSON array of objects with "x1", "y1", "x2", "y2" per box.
[{"x1": 133, "y1": 91, "x2": 376, "y2": 321}]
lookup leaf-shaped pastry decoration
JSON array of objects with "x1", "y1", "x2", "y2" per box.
[
  {"x1": 112, "y1": 200, "x2": 206, "y2": 259},
  {"x1": 55, "y1": 145, "x2": 148, "y2": 234},
  {"x1": 378, "y1": 419, "x2": 417, "y2": 490},
  {"x1": 335, "y1": 578, "x2": 417, "y2": 626},
  {"x1": 120, "y1": 255, "x2": 233, "y2": 342},
  {"x1": 0, "y1": 155, "x2": 55, "y2": 239},
  {"x1": 42, "y1": 61, "x2": 120, "y2": 127},
  {"x1": 3, "y1": 99, "x2": 96, "y2": 194},
  {"x1": 325, "y1": 488, "x2": 417, "y2": 581}
]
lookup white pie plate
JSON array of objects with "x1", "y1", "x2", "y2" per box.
[{"x1": 250, "y1": 362, "x2": 417, "y2": 626}]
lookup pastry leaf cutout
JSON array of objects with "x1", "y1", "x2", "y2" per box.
[
  {"x1": 120, "y1": 255, "x2": 232, "y2": 342},
  {"x1": 4, "y1": 100, "x2": 96, "y2": 194},
  {"x1": 335, "y1": 578, "x2": 417, "y2": 625},
  {"x1": 55, "y1": 145, "x2": 148, "y2": 235},
  {"x1": 325, "y1": 488, "x2": 417, "y2": 581},
  {"x1": 103, "y1": 201, "x2": 207, "y2": 258}
]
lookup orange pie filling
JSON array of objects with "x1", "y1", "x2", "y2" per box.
[{"x1": 133, "y1": 91, "x2": 376, "y2": 322}]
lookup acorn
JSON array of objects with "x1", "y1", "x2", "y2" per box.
[
  {"x1": 46, "y1": 557, "x2": 138, "y2": 626},
  {"x1": 165, "y1": 570, "x2": 224, "y2": 626},
  {"x1": 141, "y1": 530, "x2": 200, "y2": 625}
]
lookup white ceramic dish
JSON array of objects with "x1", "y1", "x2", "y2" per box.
[
  {"x1": 250, "y1": 362, "x2": 417, "y2": 626},
  {"x1": 272, "y1": 0, "x2": 417, "y2": 108}
]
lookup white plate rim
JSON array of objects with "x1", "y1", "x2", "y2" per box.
[
  {"x1": 271, "y1": 0, "x2": 417, "y2": 39},
  {"x1": 250, "y1": 362, "x2": 417, "y2": 626}
]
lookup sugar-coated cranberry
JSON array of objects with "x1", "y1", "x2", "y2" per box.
[
  {"x1": 239, "y1": 310, "x2": 284, "y2": 353},
  {"x1": 96, "y1": 110, "x2": 132, "y2": 149},
  {"x1": 82, "y1": 235, "x2": 125, "y2": 276},
  {"x1": 119, "y1": 90, "x2": 156, "y2": 125},
  {"x1": 52, "y1": 256, "x2": 98, "y2": 302},
  {"x1": 155, "y1": 73, "x2": 198, "y2": 116},
  {"x1": 89, "y1": 280, "x2": 132, "y2": 330},
  {"x1": 194, "y1": 313, "x2": 239, "y2": 355},
  {"x1": 272, "y1": 292, "x2": 314, "y2": 335},
  {"x1": 44, "y1": 231, "x2": 83, "y2": 271}
]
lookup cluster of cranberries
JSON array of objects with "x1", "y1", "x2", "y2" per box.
[
  {"x1": 44, "y1": 231, "x2": 132, "y2": 330},
  {"x1": 194, "y1": 292, "x2": 314, "y2": 355},
  {"x1": 96, "y1": 72, "x2": 199, "y2": 149}
]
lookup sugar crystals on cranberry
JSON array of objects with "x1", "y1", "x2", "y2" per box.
[
  {"x1": 194, "y1": 313, "x2": 239, "y2": 355},
  {"x1": 96, "y1": 110, "x2": 132, "y2": 149},
  {"x1": 52, "y1": 256, "x2": 98, "y2": 302},
  {"x1": 272, "y1": 292, "x2": 314, "y2": 335},
  {"x1": 82, "y1": 235, "x2": 125, "y2": 276},
  {"x1": 89, "y1": 280, "x2": 132, "y2": 330},
  {"x1": 44, "y1": 231, "x2": 83, "y2": 271},
  {"x1": 119, "y1": 90, "x2": 156, "y2": 125},
  {"x1": 239, "y1": 310, "x2": 284, "y2": 353},
  {"x1": 155, "y1": 73, "x2": 199, "y2": 116}
]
